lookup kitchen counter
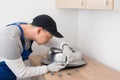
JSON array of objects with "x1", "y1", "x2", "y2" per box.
[{"x1": 29, "y1": 54, "x2": 120, "y2": 80}]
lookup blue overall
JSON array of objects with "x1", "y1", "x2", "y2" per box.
[{"x1": 0, "y1": 22, "x2": 33, "y2": 80}]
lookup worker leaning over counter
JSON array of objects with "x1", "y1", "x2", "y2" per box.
[{"x1": 0, "y1": 14, "x2": 69, "y2": 80}]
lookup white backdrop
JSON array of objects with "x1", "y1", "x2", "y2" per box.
[{"x1": 78, "y1": 10, "x2": 120, "y2": 72}]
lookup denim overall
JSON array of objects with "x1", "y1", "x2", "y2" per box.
[{"x1": 0, "y1": 22, "x2": 33, "y2": 80}]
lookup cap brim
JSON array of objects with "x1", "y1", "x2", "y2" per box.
[{"x1": 51, "y1": 31, "x2": 63, "y2": 38}]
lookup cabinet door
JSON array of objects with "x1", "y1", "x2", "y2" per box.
[
  {"x1": 56, "y1": 0, "x2": 86, "y2": 9},
  {"x1": 86, "y1": 0, "x2": 114, "y2": 9}
]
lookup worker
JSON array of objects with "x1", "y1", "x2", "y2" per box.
[{"x1": 0, "y1": 14, "x2": 66, "y2": 80}]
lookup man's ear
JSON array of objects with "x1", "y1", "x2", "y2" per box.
[{"x1": 36, "y1": 27, "x2": 43, "y2": 34}]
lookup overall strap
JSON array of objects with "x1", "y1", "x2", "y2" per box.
[
  {"x1": 7, "y1": 22, "x2": 27, "y2": 48},
  {"x1": 7, "y1": 22, "x2": 33, "y2": 61}
]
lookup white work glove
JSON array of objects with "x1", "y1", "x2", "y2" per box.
[
  {"x1": 47, "y1": 62, "x2": 65, "y2": 72},
  {"x1": 63, "y1": 45, "x2": 83, "y2": 64},
  {"x1": 62, "y1": 45, "x2": 75, "y2": 64},
  {"x1": 73, "y1": 51, "x2": 83, "y2": 61}
]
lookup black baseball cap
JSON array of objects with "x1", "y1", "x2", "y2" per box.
[{"x1": 32, "y1": 14, "x2": 63, "y2": 38}]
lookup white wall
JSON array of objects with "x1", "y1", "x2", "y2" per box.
[{"x1": 78, "y1": 10, "x2": 120, "y2": 72}]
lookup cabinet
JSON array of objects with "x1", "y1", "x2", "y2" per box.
[
  {"x1": 87, "y1": 0, "x2": 113, "y2": 9},
  {"x1": 56, "y1": 0, "x2": 86, "y2": 9},
  {"x1": 56, "y1": 0, "x2": 114, "y2": 10}
]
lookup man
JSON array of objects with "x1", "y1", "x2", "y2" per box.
[{"x1": 0, "y1": 14, "x2": 65, "y2": 80}]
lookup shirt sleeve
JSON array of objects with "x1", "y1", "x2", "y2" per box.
[
  {"x1": 0, "y1": 39, "x2": 21, "y2": 60},
  {"x1": 3, "y1": 57, "x2": 48, "y2": 78}
]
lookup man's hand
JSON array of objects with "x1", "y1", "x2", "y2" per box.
[
  {"x1": 63, "y1": 45, "x2": 83, "y2": 64},
  {"x1": 47, "y1": 63, "x2": 65, "y2": 72},
  {"x1": 63, "y1": 45, "x2": 75, "y2": 64}
]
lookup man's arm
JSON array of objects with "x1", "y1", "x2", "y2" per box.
[
  {"x1": 4, "y1": 57, "x2": 65, "y2": 78},
  {"x1": 4, "y1": 57, "x2": 48, "y2": 78}
]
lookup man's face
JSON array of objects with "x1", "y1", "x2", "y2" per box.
[{"x1": 35, "y1": 29, "x2": 53, "y2": 45}]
